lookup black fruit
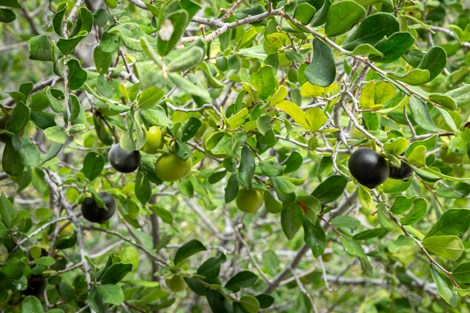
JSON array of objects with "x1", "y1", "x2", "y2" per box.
[
  {"x1": 108, "y1": 144, "x2": 141, "y2": 173},
  {"x1": 348, "y1": 148, "x2": 390, "y2": 189},
  {"x1": 389, "y1": 162, "x2": 413, "y2": 181},
  {"x1": 81, "y1": 192, "x2": 116, "y2": 224},
  {"x1": 23, "y1": 275, "x2": 47, "y2": 297}
]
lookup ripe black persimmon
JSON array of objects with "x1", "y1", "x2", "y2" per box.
[
  {"x1": 108, "y1": 144, "x2": 141, "y2": 173},
  {"x1": 389, "y1": 161, "x2": 413, "y2": 181},
  {"x1": 81, "y1": 192, "x2": 116, "y2": 224},
  {"x1": 348, "y1": 148, "x2": 390, "y2": 189}
]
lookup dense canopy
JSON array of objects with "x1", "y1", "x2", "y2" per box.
[{"x1": 0, "y1": 0, "x2": 469, "y2": 312}]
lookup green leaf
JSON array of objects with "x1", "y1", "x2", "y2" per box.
[
  {"x1": 330, "y1": 216, "x2": 361, "y2": 231},
  {"x1": 422, "y1": 235, "x2": 464, "y2": 261},
  {"x1": 263, "y1": 191, "x2": 282, "y2": 214},
  {"x1": 274, "y1": 100, "x2": 309, "y2": 129},
  {"x1": 157, "y1": 10, "x2": 189, "y2": 56},
  {"x1": 32, "y1": 256, "x2": 56, "y2": 266},
  {"x1": 135, "y1": 171, "x2": 151, "y2": 204},
  {"x1": 270, "y1": 85, "x2": 288, "y2": 106},
  {"x1": 311, "y1": 175, "x2": 348, "y2": 204},
  {"x1": 174, "y1": 239, "x2": 207, "y2": 265},
  {"x1": 28, "y1": 35, "x2": 52, "y2": 61},
  {"x1": 168, "y1": 73, "x2": 211, "y2": 103},
  {"x1": 446, "y1": 84, "x2": 470, "y2": 108},
  {"x1": 21, "y1": 296, "x2": 44, "y2": 313},
  {"x1": 81, "y1": 152, "x2": 105, "y2": 180},
  {"x1": 0, "y1": 192, "x2": 17, "y2": 228},
  {"x1": 93, "y1": 45, "x2": 113, "y2": 74},
  {"x1": 99, "y1": 263, "x2": 133, "y2": 284},
  {"x1": 428, "y1": 93, "x2": 457, "y2": 111},
  {"x1": 137, "y1": 87, "x2": 163, "y2": 109},
  {"x1": 388, "y1": 235, "x2": 414, "y2": 253},
  {"x1": 305, "y1": 107, "x2": 327, "y2": 131},
  {"x1": 57, "y1": 30, "x2": 88, "y2": 55},
  {"x1": 409, "y1": 96, "x2": 440, "y2": 132},
  {"x1": 44, "y1": 126, "x2": 68, "y2": 144},
  {"x1": 206, "y1": 290, "x2": 230, "y2": 311},
  {"x1": 347, "y1": 43, "x2": 383, "y2": 57},
  {"x1": 426, "y1": 209, "x2": 470, "y2": 238},
  {"x1": 340, "y1": 237, "x2": 366, "y2": 258},
  {"x1": 430, "y1": 265, "x2": 458, "y2": 307},
  {"x1": 270, "y1": 176, "x2": 296, "y2": 202},
  {"x1": 303, "y1": 218, "x2": 326, "y2": 257},
  {"x1": 52, "y1": 3, "x2": 67, "y2": 36},
  {"x1": 256, "y1": 294, "x2": 275, "y2": 309},
  {"x1": 14, "y1": 138, "x2": 39, "y2": 168},
  {"x1": 66, "y1": 59, "x2": 87, "y2": 90},
  {"x1": 239, "y1": 295, "x2": 260, "y2": 313},
  {"x1": 238, "y1": 146, "x2": 255, "y2": 189},
  {"x1": 99, "y1": 32, "x2": 121, "y2": 53},
  {"x1": 388, "y1": 68, "x2": 431, "y2": 85},
  {"x1": 0, "y1": 8, "x2": 16, "y2": 23},
  {"x1": 342, "y1": 13, "x2": 399, "y2": 50},
  {"x1": 293, "y1": 3, "x2": 316, "y2": 25},
  {"x1": 6, "y1": 102, "x2": 30, "y2": 133},
  {"x1": 197, "y1": 253, "x2": 226, "y2": 280},
  {"x1": 282, "y1": 151, "x2": 303, "y2": 173},
  {"x1": 390, "y1": 196, "x2": 414, "y2": 215},
  {"x1": 167, "y1": 46, "x2": 205, "y2": 72},
  {"x1": 140, "y1": 106, "x2": 172, "y2": 128},
  {"x1": 225, "y1": 173, "x2": 239, "y2": 203},
  {"x1": 225, "y1": 271, "x2": 258, "y2": 292},
  {"x1": 384, "y1": 137, "x2": 409, "y2": 156},
  {"x1": 304, "y1": 39, "x2": 336, "y2": 87},
  {"x1": 453, "y1": 261, "x2": 470, "y2": 285},
  {"x1": 259, "y1": 162, "x2": 284, "y2": 177},
  {"x1": 0, "y1": 0, "x2": 21, "y2": 8},
  {"x1": 2, "y1": 140, "x2": 24, "y2": 175},
  {"x1": 358, "y1": 185, "x2": 374, "y2": 211},
  {"x1": 94, "y1": 284, "x2": 125, "y2": 306},
  {"x1": 181, "y1": 117, "x2": 201, "y2": 142},
  {"x1": 369, "y1": 32, "x2": 415, "y2": 63},
  {"x1": 418, "y1": 46, "x2": 447, "y2": 81},
  {"x1": 281, "y1": 201, "x2": 303, "y2": 239},
  {"x1": 325, "y1": 0, "x2": 366, "y2": 37},
  {"x1": 251, "y1": 66, "x2": 276, "y2": 100},
  {"x1": 400, "y1": 198, "x2": 427, "y2": 225},
  {"x1": 227, "y1": 107, "x2": 248, "y2": 129},
  {"x1": 353, "y1": 228, "x2": 388, "y2": 240}
]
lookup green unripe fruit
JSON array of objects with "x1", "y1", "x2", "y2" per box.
[
  {"x1": 236, "y1": 188, "x2": 264, "y2": 213},
  {"x1": 143, "y1": 126, "x2": 165, "y2": 154},
  {"x1": 155, "y1": 153, "x2": 192, "y2": 181},
  {"x1": 165, "y1": 275, "x2": 186, "y2": 292}
]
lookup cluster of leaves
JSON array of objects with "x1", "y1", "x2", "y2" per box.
[{"x1": 0, "y1": 0, "x2": 469, "y2": 312}]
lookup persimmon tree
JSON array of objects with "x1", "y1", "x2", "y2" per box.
[{"x1": 1, "y1": 0, "x2": 470, "y2": 312}]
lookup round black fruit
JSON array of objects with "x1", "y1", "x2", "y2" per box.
[
  {"x1": 23, "y1": 275, "x2": 47, "y2": 297},
  {"x1": 389, "y1": 162, "x2": 413, "y2": 181},
  {"x1": 348, "y1": 148, "x2": 390, "y2": 189},
  {"x1": 108, "y1": 144, "x2": 141, "y2": 173},
  {"x1": 81, "y1": 192, "x2": 116, "y2": 224}
]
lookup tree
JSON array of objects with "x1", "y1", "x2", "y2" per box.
[{"x1": 0, "y1": 0, "x2": 469, "y2": 312}]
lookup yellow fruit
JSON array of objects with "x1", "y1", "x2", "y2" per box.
[
  {"x1": 165, "y1": 275, "x2": 186, "y2": 292},
  {"x1": 155, "y1": 153, "x2": 192, "y2": 181},
  {"x1": 236, "y1": 188, "x2": 264, "y2": 213},
  {"x1": 143, "y1": 126, "x2": 165, "y2": 154}
]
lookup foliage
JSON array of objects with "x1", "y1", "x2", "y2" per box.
[{"x1": 0, "y1": 0, "x2": 470, "y2": 312}]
